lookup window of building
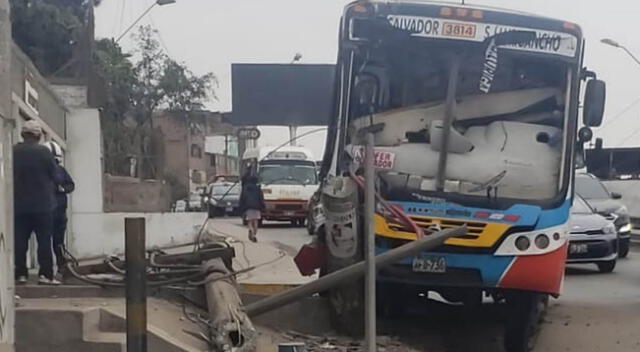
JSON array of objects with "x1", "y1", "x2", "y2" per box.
[{"x1": 191, "y1": 144, "x2": 202, "y2": 158}]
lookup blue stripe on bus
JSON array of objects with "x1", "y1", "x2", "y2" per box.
[{"x1": 394, "y1": 198, "x2": 571, "y2": 230}]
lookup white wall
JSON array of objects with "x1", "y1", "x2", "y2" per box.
[
  {"x1": 66, "y1": 109, "x2": 103, "y2": 213},
  {"x1": 65, "y1": 108, "x2": 208, "y2": 259},
  {"x1": 69, "y1": 212, "x2": 207, "y2": 259}
]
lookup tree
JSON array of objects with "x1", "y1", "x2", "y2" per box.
[
  {"x1": 9, "y1": 0, "x2": 101, "y2": 75},
  {"x1": 94, "y1": 25, "x2": 216, "y2": 180}
]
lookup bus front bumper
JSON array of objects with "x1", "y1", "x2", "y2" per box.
[{"x1": 376, "y1": 243, "x2": 568, "y2": 296}]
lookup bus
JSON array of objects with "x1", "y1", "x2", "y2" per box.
[
  {"x1": 242, "y1": 146, "x2": 318, "y2": 226},
  {"x1": 317, "y1": 2, "x2": 605, "y2": 350}
]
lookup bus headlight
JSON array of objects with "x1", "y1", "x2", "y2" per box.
[
  {"x1": 535, "y1": 234, "x2": 550, "y2": 249},
  {"x1": 495, "y1": 225, "x2": 567, "y2": 256},
  {"x1": 515, "y1": 236, "x2": 531, "y2": 251}
]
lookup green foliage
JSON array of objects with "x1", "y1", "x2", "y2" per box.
[
  {"x1": 95, "y1": 26, "x2": 216, "y2": 179},
  {"x1": 10, "y1": 0, "x2": 82, "y2": 75}
]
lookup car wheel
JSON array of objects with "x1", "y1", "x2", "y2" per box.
[
  {"x1": 207, "y1": 205, "x2": 215, "y2": 219},
  {"x1": 619, "y1": 241, "x2": 630, "y2": 259},
  {"x1": 597, "y1": 259, "x2": 616, "y2": 273}
]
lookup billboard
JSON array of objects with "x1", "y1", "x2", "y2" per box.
[
  {"x1": 231, "y1": 64, "x2": 336, "y2": 126},
  {"x1": 586, "y1": 147, "x2": 640, "y2": 179}
]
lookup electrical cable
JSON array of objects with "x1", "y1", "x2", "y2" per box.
[{"x1": 599, "y1": 95, "x2": 640, "y2": 131}]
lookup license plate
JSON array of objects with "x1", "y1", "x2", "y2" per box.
[
  {"x1": 443, "y1": 22, "x2": 477, "y2": 39},
  {"x1": 570, "y1": 243, "x2": 588, "y2": 254},
  {"x1": 284, "y1": 211, "x2": 295, "y2": 216},
  {"x1": 412, "y1": 255, "x2": 447, "y2": 273}
]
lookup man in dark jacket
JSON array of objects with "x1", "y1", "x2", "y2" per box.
[
  {"x1": 13, "y1": 120, "x2": 60, "y2": 285},
  {"x1": 46, "y1": 141, "x2": 75, "y2": 273},
  {"x1": 239, "y1": 175, "x2": 265, "y2": 242}
]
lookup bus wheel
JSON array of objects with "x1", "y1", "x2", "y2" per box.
[{"x1": 503, "y1": 292, "x2": 548, "y2": 352}]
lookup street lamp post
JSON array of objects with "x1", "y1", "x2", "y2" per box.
[
  {"x1": 601, "y1": 38, "x2": 640, "y2": 67},
  {"x1": 116, "y1": 0, "x2": 176, "y2": 43},
  {"x1": 288, "y1": 53, "x2": 302, "y2": 146}
]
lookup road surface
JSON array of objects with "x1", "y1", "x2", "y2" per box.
[{"x1": 216, "y1": 217, "x2": 640, "y2": 351}]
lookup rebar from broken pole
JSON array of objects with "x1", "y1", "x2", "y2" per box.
[{"x1": 245, "y1": 226, "x2": 466, "y2": 317}]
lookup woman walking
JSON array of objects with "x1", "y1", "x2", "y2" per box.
[{"x1": 239, "y1": 175, "x2": 265, "y2": 242}]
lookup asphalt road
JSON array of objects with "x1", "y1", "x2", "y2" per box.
[{"x1": 226, "y1": 217, "x2": 640, "y2": 351}]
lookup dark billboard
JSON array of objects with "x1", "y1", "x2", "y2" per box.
[
  {"x1": 586, "y1": 147, "x2": 640, "y2": 179},
  {"x1": 231, "y1": 64, "x2": 336, "y2": 126}
]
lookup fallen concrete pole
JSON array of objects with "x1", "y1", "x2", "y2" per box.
[
  {"x1": 202, "y1": 258, "x2": 257, "y2": 352},
  {"x1": 246, "y1": 226, "x2": 466, "y2": 317}
]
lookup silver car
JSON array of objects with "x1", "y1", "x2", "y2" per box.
[{"x1": 567, "y1": 195, "x2": 618, "y2": 273}]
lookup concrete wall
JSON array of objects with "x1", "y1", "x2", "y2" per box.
[
  {"x1": 103, "y1": 175, "x2": 170, "y2": 213},
  {"x1": 64, "y1": 109, "x2": 207, "y2": 259},
  {"x1": 10, "y1": 44, "x2": 67, "y2": 139},
  {"x1": 66, "y1": 109, "x2": 103, "y2": 214},
  {"x1": 0, "y1": 0, "x2": 15, "y2": 349},
  {"x1": 69, "y1": 212, "x2": 206, "y2": 259}
]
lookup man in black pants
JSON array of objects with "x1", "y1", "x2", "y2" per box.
[
  {"x1": 13, "y1": 120, "x2": 60, "y2": 285},
  {"x1": 46, "y1": 141, "x2": 74, "y2": 276}
]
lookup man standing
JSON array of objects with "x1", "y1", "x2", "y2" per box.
[
  {"x1": 13, "y1": 120, "x2": 60, "y2": 285},
  {"x1": 46, "y1": 141, "x2": 74, "y2": 275}
]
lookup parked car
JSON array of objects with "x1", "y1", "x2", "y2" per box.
[
  {"x1": 567, "y1": 195, "x2": 618, "y2": 273},
  {"x1": 174, "y1": 200, "x2": 187, "y2": 212},
  {"x1": 207, "y1": 182, "x2": 241, "y2": 218},
  {"x1": 187, "y1": 192, "x2": 204, "y2": 212},
  {"x1": 575, "y1": 172, "x2": 631, "y2": 258}
]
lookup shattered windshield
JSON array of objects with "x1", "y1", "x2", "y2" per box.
[{"x1": 347, "y1": 39, "x2": 570, "y2": 203}]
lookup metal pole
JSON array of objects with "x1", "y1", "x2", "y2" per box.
[
  {"x1": 435, "y1": 58, "x2": 461, "y2": 192},
  {"x1": 289, "y1": 126, "x2": 297, "y2": 146},
  {"x1": 125, "y1": 218, "x2": 147, "y2": 352},
  {"x1": 364, "y1": 132, "x2": 376, "y2": 351},
  {"x1": 622, "y1": 46, "x2": 640, "y2": 67},
  {"x1": 245, "y1": 226, "x2": 465, "y2": 317}
]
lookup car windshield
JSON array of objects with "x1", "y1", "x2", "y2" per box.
[
  {"x1": 575, "y1": 175, "x2": 610, "y2": 199},
  {"x1": 211, "y1": 183, "x2": 240, "y2": 196},
  {"x1": 259, "y1": 162, "x2": 318, "y2": 185},
  {"x1": 572, "y1": 196, "x2": 593, "y2": 214},
  {"x1": 347, "y1": 31, "x2": 571, "y2": 204}
]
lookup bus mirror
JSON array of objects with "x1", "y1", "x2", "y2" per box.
[
  {"x1": 583, "y1": 79, "x2": 606, "y2": 127},
  {"x1": 578, "y1": 127, "x2": 593, "y2": 143}
]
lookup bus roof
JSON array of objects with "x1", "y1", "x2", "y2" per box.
[
  {"x1": 242, "y1": 146, "x2": 315, "y2": 161},
  {"x1": 347, "y1": 1, "x2": 582, "y2": 37}
]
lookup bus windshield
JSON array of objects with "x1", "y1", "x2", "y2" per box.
[
  {"x1": 347, "y1": 30, "x2": 573, "y2": 205},
  {"x1": 259, "y1": 160, "x2": 318, "y2": 186}
]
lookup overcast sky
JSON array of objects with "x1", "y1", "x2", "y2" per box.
[{"x1": 95, "y1": 0, "x2": 640, "y2": 158}]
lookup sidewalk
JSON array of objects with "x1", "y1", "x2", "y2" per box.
[{"x1": 204, "y1": 219, "x2": 317, "y2": 293}]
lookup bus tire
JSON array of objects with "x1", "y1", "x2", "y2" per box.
[{"x1": 504, "y1": 292, "x2": 547, "y2": 352}]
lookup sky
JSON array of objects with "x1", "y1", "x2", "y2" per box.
[{"x1": 95, "y1": 0, "x2": 640, "y2": 158}]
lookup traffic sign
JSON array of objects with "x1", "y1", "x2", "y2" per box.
[{"x1": 237, "y1": 127, "x2": 261, "y2": 140}]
